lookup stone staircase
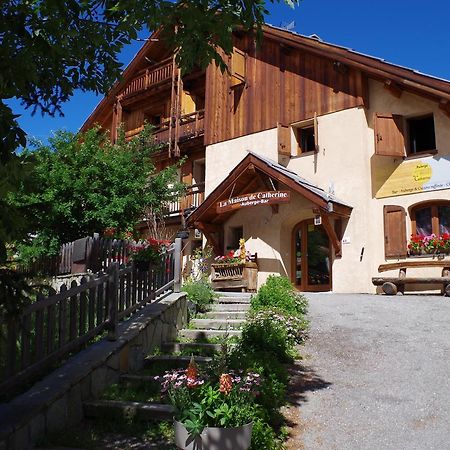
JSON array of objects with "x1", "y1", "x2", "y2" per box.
[{"x1": 83, "y1": 293, "x2": 252, "y2": 424}]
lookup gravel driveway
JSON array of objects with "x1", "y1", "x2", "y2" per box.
[{"x1": 290, "y1": 293, "x2": 450, "y2": 450}]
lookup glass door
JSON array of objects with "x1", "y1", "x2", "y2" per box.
[{"x1": 292, "y1": 220, "x2": 331, "y2": 291}]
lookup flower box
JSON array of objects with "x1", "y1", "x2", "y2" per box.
[{"x1": 211, "y1": 262, "x2": 258, "y2": 292}]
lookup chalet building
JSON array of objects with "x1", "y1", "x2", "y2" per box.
[{"x1": 82, "y1": 25, "x2": 450, "y2": 294}]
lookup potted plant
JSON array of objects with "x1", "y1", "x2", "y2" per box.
[
  {"x1": 155, "y1": 359, "x2": 260, "y2": 450},
  {"x1": 128, "y1": 237, "x2": 170, "y2": 270},
  {"x1": 423, "y1": 234, "x2": 439, "y2": 255},
  {"x1": 439, "y1": 233, "x2": 450, "y2": 255},
  {"x1": 211, "y1": 239, "x2": 258, "y2": 291},
  {"x1": 408, "y1": 234, "x2": 424, "y2": 256}
]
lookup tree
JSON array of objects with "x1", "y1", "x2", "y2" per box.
[
  {"x1": 0, "y1": 0, "x2": 298, "y2": 262},
  {"x1": 11, "y1": 126, "x2": 184, "y2": 260}
]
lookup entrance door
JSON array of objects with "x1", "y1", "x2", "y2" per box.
[{"x1": 292, "y1": 220, "x2": 331, "y2": 291}]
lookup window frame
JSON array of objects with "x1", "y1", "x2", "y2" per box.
[
  {"x1": 292, "y1": 113, "x2": 318, "y2": 156},
  {"x1": 405, "y1": 113, "x2": 437, "y2": 157},
  {"x1": 410, "y1": 200, "x2": 450, "y2": 236}
]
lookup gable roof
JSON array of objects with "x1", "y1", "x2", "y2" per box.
[
  {"x1": 187, "y1": 152, "x2": 352, "y2": 227},
  {"x1": 263, "y1": 24, "x2": 450, "y2": 103},
  {"x1": 81, "y1": 25, "x2": 450, "y2": 133}
]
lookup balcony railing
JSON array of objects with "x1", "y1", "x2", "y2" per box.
[
  {"x1": 120, "y1": 58, "x2": 173, "y2": 99},
  {"x1": 124, "y1": 109, "x2": 205, "y2": 144},
  {"x1": 167, "y1": 182, "x2": 205, "y2": 216}
]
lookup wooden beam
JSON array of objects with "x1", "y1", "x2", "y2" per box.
[
  {"x1": 321, "y1": 214, "x2": 341, "y2": 257},
  {"x1": 256, "y1": 172, "x2": 279, "y2": 214},
  {"x1": 194, "y1": 222, "x2": 221, "y2": 233},
  {"x1": 439, "y1": 100, "x2": 450, "y2": 117},
  {"x1": 384, "y1": 80, "x2": 403, "y2": 98},
  {"x1": 195, "y1": 222, "x2": 221, "y2": 255}
]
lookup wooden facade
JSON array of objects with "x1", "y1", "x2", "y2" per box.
[{"x1": 205, "y1": 33, "x2": 367, "y2": 145}]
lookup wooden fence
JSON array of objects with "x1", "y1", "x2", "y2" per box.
[
  {"x1": 0, "y1": 239, "x2": 182, "y2": 394},
  {"x1": 20, "y1": 236, "x2": 137, "y2": 277}
]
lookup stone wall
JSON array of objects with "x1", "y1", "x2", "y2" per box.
[{"x1": 0, "y1": 292, "x2": 187, "y2": 450}]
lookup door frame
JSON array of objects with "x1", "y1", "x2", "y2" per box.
[{"x1": 291, "y1": 219, "x2": 332, "y2": 292}]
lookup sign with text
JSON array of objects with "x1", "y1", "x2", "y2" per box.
[
  {"x1": 375, "y1": 155, "x2": 450, "y2": 198},
  {"x1": 216, "y1": 191, "x2": 291, "y2": 214}
]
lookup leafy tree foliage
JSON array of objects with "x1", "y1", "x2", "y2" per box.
[
  {"x1": 0, "y1": 0, "x2": 298, "y2": 262},
  {"x1": 11, "y1": 127, "x2": 184, "y2": 259},
  {"x1": 1, "y1": 0, "x2": 298, "y2": 159}
]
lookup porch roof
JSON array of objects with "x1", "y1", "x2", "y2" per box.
[{"x1": 187, "y1": 152, "x2": 352, "y2": 227}]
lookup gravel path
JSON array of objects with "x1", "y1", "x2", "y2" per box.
[{"x1": 289, "y1": 293, "x2": 450, "y2": 450}]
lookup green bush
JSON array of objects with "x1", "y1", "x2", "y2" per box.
[
  {"x1": 251, "y1": 275, "x2": 308, "y2": 317},
  {"x1": 182, "y1": 278, "x2": 217, "y2": 312},
  {"x1": 239, "y1": 315, "x2": 294, "y2": 363},
  {"x1": 250, "y1": 418, "x2": 283, "y2": 450}
]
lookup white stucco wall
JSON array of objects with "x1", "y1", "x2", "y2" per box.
[
  {"x1": 362, "y1": 80, "x2": 450, "y2": 284},
  {"x1": 204, "y1": 80, "x2": 450, "y2": 293},
  {"x1": 205, "y1": 128, "x2": 278, "y2": 195}
]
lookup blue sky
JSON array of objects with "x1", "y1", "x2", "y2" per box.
[{"x1": 9, "y1": 0, "x2": 450, "y2": 142}]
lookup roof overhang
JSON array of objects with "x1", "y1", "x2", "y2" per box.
[{"x1": 187, "y1": 152, "x2": 352, "y2": 228}]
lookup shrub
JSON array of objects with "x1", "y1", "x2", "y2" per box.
[
  {"x1": 182, "y1": 278, "x2": 217, "y2": 312},
  {"x1": 239, "y1": 314, "x2": 293, "y2": 363},
  {"x1": 250, "y1": 418, "x2": 282, "y2": 450},
  {"x1": 249, "y1": 308, "x2": 308, "y2": 346},
  {"x1": 251, "y1": 275, "x2": 308, "y2": 317}
]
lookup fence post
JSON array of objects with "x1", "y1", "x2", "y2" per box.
[
  {"x1": 174, "y1": 238, "x2": 182, "y2": 293},
  {"x1": 107, "y1": 263, "x2": 119, "y2": 341}
]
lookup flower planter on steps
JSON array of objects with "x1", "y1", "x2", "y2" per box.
[
  {"x1": 174, "y1": 420, "x2": 253, "y2": 450},
  {"x1": 211, "y1": 262, "x2": 258, "y2": 292}
]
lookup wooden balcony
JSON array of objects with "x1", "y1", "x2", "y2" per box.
[
  {"x1": 167, "y1": 182, "x2": 205, "y2": 217},
  {"x1": 119, "y1": 58, "x2": 173, "y2": 100},
  {"x1": 125, "y1": 109, "x2": 205, "y2": 144}
]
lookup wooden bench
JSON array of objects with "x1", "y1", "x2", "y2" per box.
[{"x1": 372, "y1": 260, "x2": 450, "y2": 296}]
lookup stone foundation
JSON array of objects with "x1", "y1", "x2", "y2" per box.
[{"x1": 0, "y1": 292, "x2": 187, "y2": 450}]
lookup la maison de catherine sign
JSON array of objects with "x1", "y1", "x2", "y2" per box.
[{"x1": 216, "y1": 191, "x2": 290, "y2": 214}]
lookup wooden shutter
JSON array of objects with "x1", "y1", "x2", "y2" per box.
[
  {"x1": 374, "y1": 113, "x2": 405, "y2": 157},
  {"x1": 277, "y1": 123, "x2": 291, "y2": 156},
  {"x1": 231, "y1": 48, "x2": 246, "y2": 87},
  {"x1": 383, "y1": 205, "x2": 407, "y2": 258},
  {"x1": 181, "y1": 160, "x2": 193, "y2": 185},
  {"x1": 314, "y1": 112, "x2": 319, "y2": 153}
]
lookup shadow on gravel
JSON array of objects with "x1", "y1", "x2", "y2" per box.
[
  {"x1": 287, "y1": 360, "x2": 332, "y2": 407},
  {"x1": 281, "y1": 360, "x2": 332, "y2": 449}
]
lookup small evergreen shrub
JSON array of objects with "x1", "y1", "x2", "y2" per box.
[
  {"x1": 251, "y1": 275, "x2": 308, "y2": 317},
  {"x1": 182, "y1": 278, "x2": 217, "y2": 312}
]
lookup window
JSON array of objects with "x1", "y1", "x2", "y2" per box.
[
  {"x1": 292, "y1": 114, "x2": 318, "y2": 155},
  {"x1": 411, "y1": 202, "x2": 450, "y2": 236},
  {"x1": 407, "y1": 115, "x2": 436, "y2": 155},
  {"x1": 144, "y1": 112, "x2": 163, "y2": 126},
  {"x1": 374, "y1": 112, "x2": 436, "y2": 157},
  {"x1": 296, "y1": 126, "x2": 315, "y2": 153}
]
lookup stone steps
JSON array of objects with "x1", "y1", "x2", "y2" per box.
[
  {"x1": 190, "y1": 318, "x2": 245, "y2": 330},
  {"x1": 144, "y1": 355, "x2": 212, "y2": 366},
  {"x1": 203, "y1": 310, "x2": 248, "y2": 320},
  {"x1": 209, "y1": 303, "x2": 250, "y2": 312},
  {"x1": 161, "y1": 342, "x2": 233, "y2": 355},
  {"x1": 178, "y1": 328, "x2": 241, "y2": 340},
  {"x1": 216, "y1": 297, "x2": 251, "y2": 304},
  {"x1": 83, "y1": 400, "x2": 174, "y2": 422}
]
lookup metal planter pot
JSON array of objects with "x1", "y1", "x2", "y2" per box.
[{"x1": 174, "y1": 420, "x2": 253, "y2": 450}]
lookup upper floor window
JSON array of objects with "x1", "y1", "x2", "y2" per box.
[
  {"x1": 374, "y1": 112, "x2": 436, "y2": 157},
  {"x1": 407, "y1": 115, "x2": 436, "y2": 155},
  {"x1": 411, "y1": 202, "x2": 450, "y2": 236},
  {"x1": 292, "y1": 114, "x2": 318, "y2": 156}
]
